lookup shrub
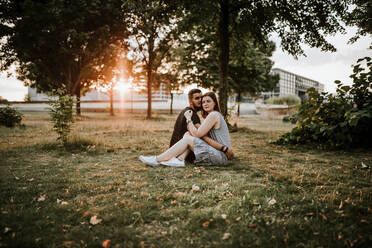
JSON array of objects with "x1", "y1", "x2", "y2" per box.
[
  {"x1": 0, "y1": 97, "x2": 9, "y2": 104},
  {"x1": 0, "y1": 105, "x2": 23, "y2": 127},
  {"x1": 48, "y1": 89, "x2": 75, "y2": 145},
  {"x1": 276, "y1": 57, "x2": 372, "y2": 148},
  {"x1": 266, "y1": 94, "x2": 301, "y2": 106}
]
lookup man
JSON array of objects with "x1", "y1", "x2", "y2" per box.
[{"x1": 169, "y1": 89, "x2": 233, "y2": 163}]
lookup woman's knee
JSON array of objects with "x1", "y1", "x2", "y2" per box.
[{"x1": 182, "y1": 133, "x2": 194, "y2": 145}]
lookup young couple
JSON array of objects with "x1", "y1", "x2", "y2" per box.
[{"x1": 139, "y1": 89, "x2": 234, "y2": 167}]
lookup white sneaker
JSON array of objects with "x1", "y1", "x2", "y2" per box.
[
  {"x1": 160, "y1": 158, "x2": 185, "y2": 167},
  {"x1": 139, "y1": 155, "x2": 160, "y2": 167}
]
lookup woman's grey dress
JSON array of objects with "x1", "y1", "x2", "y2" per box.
[{"x1": 193, "y1": 112, "x2": 231, "y2": 166}]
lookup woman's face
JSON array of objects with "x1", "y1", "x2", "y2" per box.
[{"x1": 202, "y1": 96, "x2": 215, "y2": 113}]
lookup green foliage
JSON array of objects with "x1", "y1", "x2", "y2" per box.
[
  {"x1": 266, "y1": 95, "x2": 301, "y2": 106},
  {"x1": 345, "y1": 0, "x2": 372, "y2": 44},
  {"x1": 0, "y1": 97, "x2": 9, "y2": 104},
  {"x1": 0, "y1": 0, "x2": 128, "y2": 107},
  {"x1": 124, "y1": 0, "x2": 184, "y2": 118},
  {"x1": 0, "y1": 105, "x2": 23, "y2": 127},
  {"x1": 277, "y1": 57, "x2": 372, "y2": 148},
  {"x1": 48, "y1": 90, "x2": 75, "y2": 145},
  {"x1": 282, "y1": 113, "x2": 298, "y2": 124}
]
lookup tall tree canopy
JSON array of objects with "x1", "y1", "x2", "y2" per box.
[
  {"x1": 123, "y1": 0, "x2": 183, "y2": 119},
  {"x1": 0, "y1": 0, "x2": 128, "y2": 114},
  {"x1": 181, "y1": 0, "x2": 352, "y2": 117},
  {"x1": 180, "y1": 27, "x2": 279, "y2": 100},
  {"x1": 345, "y1": 0, "x2": 372, "y2": 44}
]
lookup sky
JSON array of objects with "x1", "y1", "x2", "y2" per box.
[
  {"x1": 0, "y1": 27, "x2": 371, "y2": 101},
  {"x1": 270, "y1": 27, "x2": 371, "y2": 93}
]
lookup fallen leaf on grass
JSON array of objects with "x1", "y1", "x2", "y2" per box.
[
  {"x1": 27, "y1": 178, "x2": 34, "y2": 182},
  {"x1": 249, "y1": 224, "x2": 257, "y2": 228},
  {"x1": 4, "y1": 227, "x2": 11, "y2": 234},
  {"x1": 102, "y1": 239, "x2": 111, "y2": 248},
  {"x1": 361, "y1": 162, "x2": 368, "y2": 169},
  {"x1": 82, "y1": 211, "x2": 89, "y2": 217},
  {"x1": 202, "y1": 221, "x2": 210, "y2": 228},
  {"x1": 63, "y1": 241, "x2": 74, "y2": 247},
  {"x1": 173, "y1": 192, "x2": 186, "y2": 198},
  {"x1": 268, "y1": 198, "x2": 276, "y2": 205},
  {"x1": 90, "y1": 216, "x2": 102, "y2": 225},
  {"x1": 37, "y1": 194, "x2": 46, "y2": 202},
  {"x1": 222, "y1": 233, "x2": 232, "y2": 240},
  {"x1": 170, "y1": 200, "x2": 177, "y2": 205},
  {"x1": 191, "y1": 185, "x2": 200, "y2": 192},
  {"x1": 319, "y1": 213, "x2": 327, "y2": 221}
]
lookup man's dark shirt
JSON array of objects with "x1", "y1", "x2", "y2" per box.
[{"x1": 170, "y1": 107, "x2": 201, "y2": 162}]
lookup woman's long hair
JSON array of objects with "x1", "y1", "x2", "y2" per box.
[{"x1": 201, "y1": 92, "x2": 221, "y2": 118}]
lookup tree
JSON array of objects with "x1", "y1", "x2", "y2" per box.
[
  {"x1": 229, "y1": 37, "x2": 279, "y2": 116},
  {"x1": 181, "y1": 0, "x2": 352, "y2": 117},
  {"x1": 345, "y1": 0, "x2": 372, "y2": 44},
  {"x1": 0, "y1": 0, "x2": 128, "y2": 115},
  {"x1": 179, "y1": 24, "x2": 279, "y2": 117},
  {"x1": 155, "y1": 46, "x2": 186, "y2": 115},
  {"x1": 123, "y1": 0, "x2": 184, "y2": 119},
  {"x1": 93, "y1": 43, "x2": 134, "y2": 116}
]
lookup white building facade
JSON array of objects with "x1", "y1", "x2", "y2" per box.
[
  {"x1": 28, "y1": 84, "x2": 170, "y2": 102},
  {"x1": 262, "y1": 68, "x2": 324, "y2": 100}
]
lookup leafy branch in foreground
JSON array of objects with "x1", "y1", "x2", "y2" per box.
[
  {"x1": 276, "y1": 57, "x2": 372, "y2": 149},
  {"x1": 48, "y1": 89, "x2": 75, "y2": 145}
]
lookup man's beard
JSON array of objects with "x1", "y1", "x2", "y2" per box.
[{"x1": 192, "y1": 103, "x2": 202, "y2": 111}]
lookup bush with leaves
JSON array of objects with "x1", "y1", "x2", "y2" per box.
[
  {"x1": 276, "y1": 57, "x2": 372, "y2": 148},
  {"x1": 0, "y1": 105, "x2": 23, "y2": 127},
  {"x1": 266, "y1": 94, "x2": 301, "y2": 106},
  {"x1": 48, "y1": 89, "x2": 75, "y2": 145}
]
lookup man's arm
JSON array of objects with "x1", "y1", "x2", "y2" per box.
[{"x1": 194, "y1": 124, "x2": 234, "y2": 160}]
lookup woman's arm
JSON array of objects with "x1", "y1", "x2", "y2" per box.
[
  {"x1": 189, "y1": 114, "x2": 234, "y2": 159},
  {"x1": 185, "y1": 111, "x2": 219, "y2": 138},
  {"x1": 201, "y1": 135, "x2": 234, "y2": 160},
  {"x1": 193, "y1": 123, "x2": 234, "y2": 159}
]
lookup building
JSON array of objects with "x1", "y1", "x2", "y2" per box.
[
  {"x1": 28, "y1": 83, "x2": 170, "y2": 102},
  {"x1": 262, "y1": 68, "x2": 324, "y2": 100}
]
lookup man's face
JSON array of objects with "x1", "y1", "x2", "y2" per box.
[{"x1": 190, "y1": 92, "x2": 202, "y2": 111}]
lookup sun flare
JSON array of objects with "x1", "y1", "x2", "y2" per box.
[{"x1": 115, "y1": 78, "x2": 130, "y2": 94}]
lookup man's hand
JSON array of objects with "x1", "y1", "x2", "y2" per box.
[
  {"x1": 184, "y1": 110, "x2": 193, "y2": 120},
  {"x1": 226, "y1": 148, "x2": 234, "y2": 160}
]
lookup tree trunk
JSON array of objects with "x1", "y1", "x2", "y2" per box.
[
  {"x1": 170, "y1": 92, "x2": 174, "y2": 115},
  {"x1": 147, "y1": 36, "x2": 154, "y2": 119},
  {"x1": 218, "y1": 0, "x2": 230, "y2": 118},
  {"x1": 76, "y1": 84, "x2": 81, "y2": 116},
  {"x1": 237, "y1": 91, "x2": 241, "y2": 117},
  {"x1": 109, "y1": 87, "x2": 114, "y2": 116}
]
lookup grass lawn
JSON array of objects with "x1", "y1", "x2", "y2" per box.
[{"x1": 0, "y1": 112, "x2": 371, "y2": 247}]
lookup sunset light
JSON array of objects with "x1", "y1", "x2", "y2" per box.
[{"x1": 114, "y1": 78, "x2": 130, "y2": 94}]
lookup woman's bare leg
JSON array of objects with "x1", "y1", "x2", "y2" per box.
[
  {"x1": 177, "y1": 149, "x2": 190, "y2": 161},
  {"x1": 157, "y1": 134, "x2": 194, "y2": 162}
]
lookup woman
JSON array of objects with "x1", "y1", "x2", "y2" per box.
[{"x1": 139, "y1": 92, "x2": 232, "y2": 167}]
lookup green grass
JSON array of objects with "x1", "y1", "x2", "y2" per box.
[{"x1": 0, "y1": 112, "x2": 371, "y2": 247}]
